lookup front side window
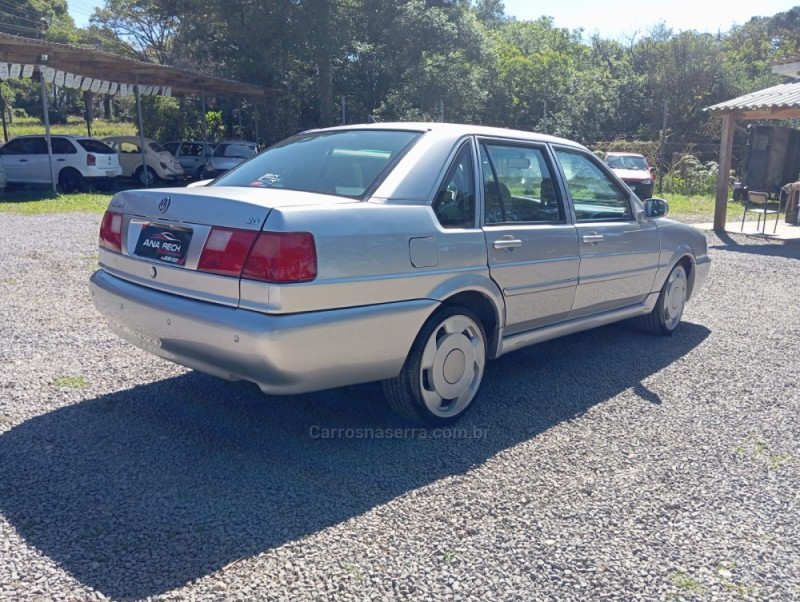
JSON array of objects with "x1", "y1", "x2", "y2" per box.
[
  {"x1": 481, "y1": 142, "x2": 564, "y2": 224},
  {"x1": 0, "y1": 138, "x2": 29, "y2": 154},
  {"x1": 433, "y1": 142, "x2": 476, "y2": 228},
  {"x1": 214, "y1": 130, "x2": 422, "y2": 199},
  {"x1": 555, "y1": 149, "x2": 632, "y2": 221},
  {"x1": 1, "y1": 137, "x2": 47, "y2": 155}
]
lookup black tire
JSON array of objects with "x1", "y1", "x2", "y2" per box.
[
  {"x1": 58, "y1": 168, "x2": 87, "y2": 193},
  {"x1": 637, "y1": 263, "x2": 688, "y2": 336},
  {"x1": 196, "y1": 165, "x2": 206, "y2": 180},
  {"x1": 383, "y1": 305, "x2": 487, "y2": 426},
  {"x1": 136, "y1": 166, "x2": 158, "y2": 186}
]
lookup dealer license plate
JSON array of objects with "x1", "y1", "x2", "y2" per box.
[{"x1": 134, "y1": 225, "x2": 192, "y2": 266}]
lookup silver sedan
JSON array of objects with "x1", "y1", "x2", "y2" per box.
[{"x1": 90, "y1": 123, "x2": 710, "y2": 425}]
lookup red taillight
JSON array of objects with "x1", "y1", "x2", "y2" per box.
[
  {"x1": 197, "y1": 227, "x2": 258, "y2": 277},
  {"x1": 87, "y1": 153, "x2": 96, "y2": 166},
  {"x1": 99, "y1": 210, "x2": 122, "y2": 253},
  {"x1": 197, "y1": 228, "x2": 317, "y2": 283},
  {"x1": 242, "y1": 232, "x2": 317, "y2": 283}
]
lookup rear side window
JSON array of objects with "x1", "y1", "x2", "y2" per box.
[
  {"x1": 77, "y1": 139, "x2": 115, "y2": 154},
  {"x1": 51, "y1": 138, "x2": 77, "y2": 154},
  {"x1": 119, "y1": 142, "x2": 140, "y2": 154},
  {"x1": 433, "y1": 142, "x2": 476, "y2": 228},
  {"x1": 214, "y1": 130, "x2": 422, "y2": 199},
  {"x1": 481, "y1": 142, "x2": 564, "y2": 224}
]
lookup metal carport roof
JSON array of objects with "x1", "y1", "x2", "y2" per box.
[{"x1": 706, "y1": 59, "x2": 800, "y2": 230}]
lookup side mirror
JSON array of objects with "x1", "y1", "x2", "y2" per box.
[
  {"x1": 650, "y1": 167, "x2": 657, "y2": 175},
  {"x1": 644, "y1": 197, "x2": 669, "y2": 218}
]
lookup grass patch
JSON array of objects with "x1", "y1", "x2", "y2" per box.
[
  {"x1": 5, "y1": 116, "x2": 136, "y2": 139},
  {"x1": 662, "y1": 193, "x2": 716, "y2": 218},
  {"x1": 671, "y1": 571, "x2": 706, "y2": 597},
  {"x1": 662, "y1": 193, "x2": 755, "y2": 223},
  {"x1": 50, "y1": 376, "x2": 90, "y2": 389},
  {"x1": 0, "y1": 189, "x2": 111, "y2": 214},
  {"x1": 736, "y1": 436, "x2": 795, "y2": 472}
]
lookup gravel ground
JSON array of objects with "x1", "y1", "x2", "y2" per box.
[{"x1": 0, "y1": 212, "x2": 798, "y2": 602}]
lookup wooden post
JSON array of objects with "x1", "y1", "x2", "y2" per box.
[
  {"x1": 714, "y1": 113, "x2": 735, "y2": 231},
  {"x1": 39, "y1": 72, "x2": 57, "y2": 194}
]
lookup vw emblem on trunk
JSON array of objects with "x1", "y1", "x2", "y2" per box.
[{"x1": 158, "y1": 196, "x2": 171, "y2": 213}]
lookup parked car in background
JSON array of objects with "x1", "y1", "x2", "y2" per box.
[
  {"x1": 162, "y1": 140, "x2": 216, "y2": 180},
  {"x1": 102, "y1": 136, "x2": 185, "y2": 186},
  {"x1": 90, "y1": 123, "x2": 710, "y2": 426},
  {"x1": 604, "y1": 152, "x2": 655, "y2": 199},
  {"x1": 205, "y1": 140, "x2": 259, "y2": 178},
  {"x1": 0, "y1": 135, "x2": 121, "y2": 192}
]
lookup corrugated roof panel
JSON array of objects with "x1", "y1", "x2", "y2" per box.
[{"x1": 706, "y1": 81, "x2": 800, "y2": 112}]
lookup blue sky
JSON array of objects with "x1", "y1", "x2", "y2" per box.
[
  {"x1": 503, "y1": 0, "x2": 798, "y2": 39},
  {"x1": 67, "y1": 0, "x2": 798, "y2": 39}
]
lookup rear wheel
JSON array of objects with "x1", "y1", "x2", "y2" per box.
[
  {"x1": 196, "y1": 165, "x2": 206, "y2": 180},
  {"x1": 136, "y1": 166, "x2": 157, "y2": 186},
  {"x1": 383, "y1": 306, "x2": 487, "y2": 426},
  {"x1": 638, "y1": 263, "x2": 687, "y2": 335},
  {"x1": 58, "y1": 168, "x2": 87, "y2": 193}
]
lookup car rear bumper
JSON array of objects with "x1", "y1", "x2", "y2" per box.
[
  {"x1": 89, "y1": 269, "x2": 437, "y2": 394},
  {"x1": 84, "y1": 167, "x2": 123, "y2": 179}
]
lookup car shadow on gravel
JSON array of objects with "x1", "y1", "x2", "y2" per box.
[
  {"x1": 0, "y1": 322, "x2": 709, "y2": 600},
  {"x1": 709, "y1": 231, "x2": 800, "y2": 259}
]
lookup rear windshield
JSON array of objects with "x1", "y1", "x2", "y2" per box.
[
  {"x1": 78, "y1": 139, "x2": 116, "y2": 154},
  {"x1": 148, "y1": 141, "x2": 167, "y2": 153},
  {"x1": 213, "y1": 143, "x2": 258, "y2": 159},
  {"x1": 213, "y1": 130, "x2": 422, "y2": 198}
]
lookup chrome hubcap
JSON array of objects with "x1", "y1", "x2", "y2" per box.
[
  {"x1": 663, "y1": 267, "x2": 687, "y2": 330},
  {"x1": 419, "y1": 315, "x2": 485, "y2": 418}
]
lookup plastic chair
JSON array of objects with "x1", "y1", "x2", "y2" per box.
[{"x1": 741, "y1": 191, "x2": 780, "y2": 234}]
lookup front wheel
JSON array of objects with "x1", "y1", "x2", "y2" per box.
[
  {"x1": 383, "y1": 306, "x2": 487, "y2": 426},
  {"x1": 638, "y1": 263, "x2": 687, "y2": 335}
]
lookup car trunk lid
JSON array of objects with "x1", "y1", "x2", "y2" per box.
[{"x1": 98, "y1": 186, "x2": 355, "y2": 306}]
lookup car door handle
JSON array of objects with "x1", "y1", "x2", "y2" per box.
[
  {"x1": 493, "y1": 238, "x2": 523, "y2": 250},
  {"x1": 19, "y1": 159, "x2": 28, "y2": 162},
  {"x1": 582, "y1": 233, "x2": 604, "y2": 244},
  {"x1": 57, "y1": 158, "x2": 65, "y2": 162}
]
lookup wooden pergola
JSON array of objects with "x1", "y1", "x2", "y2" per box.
[
  {"x1": 0, "y1": 32, "x2": 279, "y2": 192},
  {"x1": 0, "y1": 32, "x2": 276, "y2": 99},
  {"x1": 708, "y1": 57, "x2": 800, "y2": 231}
]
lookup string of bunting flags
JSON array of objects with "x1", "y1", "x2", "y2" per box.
[{"x1": 0, "y1": 62, "x2": 171, "y2": 97}]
